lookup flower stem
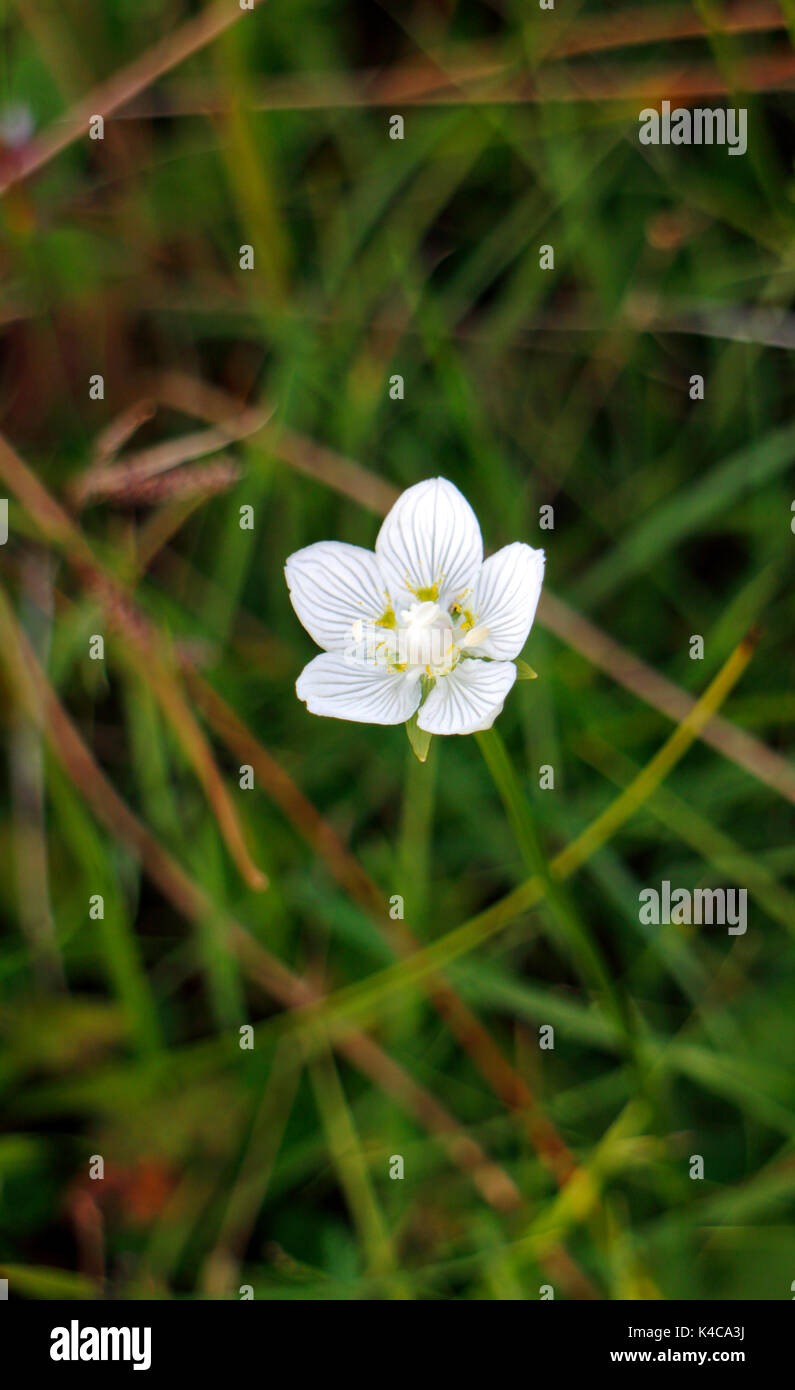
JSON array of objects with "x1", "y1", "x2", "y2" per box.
[{"x1": 397, "y1": 733, "x2": 437, "y2": 932}]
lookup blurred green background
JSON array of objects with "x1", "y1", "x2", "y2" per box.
[{"x1": 0, "y1": 0, "x2": 794, "y2": 1299}]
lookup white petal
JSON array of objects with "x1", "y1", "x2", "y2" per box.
[
  {"x1": 459, "y1": 701, "x2": 507, "y2": 734},
  {"x1": 285, "y1": 542, "x2": 391, "y2": 653},
  {"x1": 467, "y1": 543, "x2": 545, "y2": 661},
  {"x1": 417, "y1": 658, "x2": 516, "y2": 736},
  {"x1": 296, "y1": 653, "x2": 422, "y2": 726},
  {"x1": 375, "y1": 477, "x2": 483, "y2": 609}
]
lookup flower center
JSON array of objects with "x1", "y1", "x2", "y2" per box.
[
  {"x1": 397, "y1": 601, "x2": 455, "y2": 673},
  {"x1": 351, "y1": 599, "x2": 490, "y2": 677}
]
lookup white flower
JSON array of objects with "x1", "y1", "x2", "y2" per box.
[{"x1": 285, "y1": 477, "x2": 544, "y2": 736}]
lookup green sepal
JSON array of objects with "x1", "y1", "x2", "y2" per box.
[
  {"x1": 405, "y1": 713, "x2": 432, "y2": 763},
  {"x1": 516, "y1": 660, "x2": 538, "y2": 681}
]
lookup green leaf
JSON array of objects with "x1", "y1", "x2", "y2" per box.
[
  {"x1": 405, "y1": 714, "x2": 432, "y2": 763},
  {"x1": 515, "y1": 660, "x2": 538, "y2": 680}
]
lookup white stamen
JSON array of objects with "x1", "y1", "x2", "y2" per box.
[{"x1": 459, "y1": 623, "x2": 490, "y2": 649}]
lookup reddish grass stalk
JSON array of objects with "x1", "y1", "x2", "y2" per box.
[
  {"x1": 0, "y1": 432, "x2": 267, "y2": 891},
  {"x1": 0, "y1": 0, "x2": 269, "y2": 196}
]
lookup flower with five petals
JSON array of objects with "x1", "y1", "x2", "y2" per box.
[{"x1": 285, "y1": 477, "x2": 544, "y2": 737}]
